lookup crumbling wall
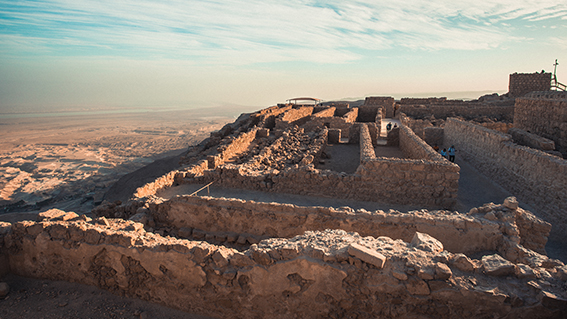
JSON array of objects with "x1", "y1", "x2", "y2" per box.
[
  {"x1": 208, "y1": 128, "x2": 259, "y2": 168},
  {"x1": 444, "y1": 118, "x2": 567, "y2": 242},
  {"x1": 514, "y1": 92, "x2": 567, "y2": 155},
  {"x1": 302, "y1": 107, "x2": 357, "y2": 138},
  {"x1": 2, "y1": 211, "x2": 565, "y2": 318},
  {"x1": 275, "y1": 106, "x2": 314, "y2": 130},
  {"x1": 509, "y1": 72, "x2": 551, "y2": 97},
  {"x1": 364, "y1": 96, "x2": 395, "y2": 118},
  {"x1": 150, "y1": 195, "x2": 551, "y2": 257}
]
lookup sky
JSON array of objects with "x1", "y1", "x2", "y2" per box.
[{"x1": 0, "y1": 0, "x2": 566, "y2": 113}]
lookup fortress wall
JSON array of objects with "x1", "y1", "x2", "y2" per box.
[
  {"x1": 444, "y1": 118, "x2": 567, "y2": 241},
  {"x1": 311, "y1": 106, "x2": 336, "y2": 118},
  {"x1": 302, "y1": 111, "x2": 356, "y2": 138},
  {"x1": 2, "y1": 214, "x2": 562, "y2": 319},
  {"x1": 424, "y1": 127, "x2": 444, "y2": 147},
  {"x1": 363, "y1": 96, "x2": 395, "y2": 117},
  {"x1": 398, "y1": 105, "x2": 514, "y2": 122},
  {"x1": 137, "y1": 124, "x2": 458, "y2": 209},
  {"x1": 152, "y1": 196, "x2": 511, "y2": 254},
  {"x1": 275, "y1": 106, "x2": 314, "y2": 130},
  {"x1": 478, "y1": 122, "x2": 514, "y2": 134},
  {"x1": 215, "y1": 128, "x2": 259, "y2": 165},
  {"x1": 514, "y1": 92, "x2": 567, "y2": 155},
  {"x1": 508, "y1": 73, "x2": 551, "y2": 97},
  {"x1": 359, "y1": 124, "x2": 376, "y2": 163},
  {"x1": 257, "y1": 105, "x2": 292, "y2": 129},
  {"x1": 399, "y1": 125, "x2": 445, "y2": 161}
]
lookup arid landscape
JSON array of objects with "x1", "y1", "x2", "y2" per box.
[
  {"x1": 0, "y1": 108, "x2": 234, "y2": 217},
  {"x1": 1, "y1": 87, "x2": 566, "y2": 318}
]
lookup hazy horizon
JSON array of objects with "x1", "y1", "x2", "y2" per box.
[{"x1": 1, "y1": 1, "x2": 565, "y2": 113}]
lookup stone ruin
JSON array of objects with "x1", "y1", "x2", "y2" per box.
[{"x1": 1, "y1": 99, "x2": 567, "y2": 318}]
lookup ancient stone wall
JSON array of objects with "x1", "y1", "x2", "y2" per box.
[
  {"x1": 424, "y1": 127, "x2": 444, "y2": 147},
  {"x1": 275, "y1": 106, "x2": 314, "y2": 130},
  {"x1": 398, "y1": 104, "x2": 514, "y2": 122},
  {"x1": 514, "y1": 92, "x2": 567, "y2": 155},
  {"x1": 312, "y1": 106, "x2": 336, "y2": 118},
  {"x1": 509, "y1": 128, "x2": 556, "y2": 151},
  {"x1": 359, "y1": 124, "x2": 376, "y2": 163},
  {"x1": 302, "y1": 107, "x2": 357, "y2": 138},
  {"x1": 444, "y1": 118, "x2": 567, "y2": 242},
  {"x1": 2, "y1": 209, "x2": 565, "y2": 318},
  {"x1": 150, "y1": 195, "x2": 551, "y2": 257},
  {"x1": 509, "y1": 73, "x2": 551, "y2": 97},
  {"x1": 398, "y1": 125, "x2": 445, "y2": 161},
  {"x1": 364, "y1": 96, "x2": 395, "y2": 117}
]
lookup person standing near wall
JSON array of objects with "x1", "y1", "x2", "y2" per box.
[
  {"x1": 448, "y1": 145, "x2": 456, "y2": 162},
  {"x1": 441, "y1": 148, "x2": 447, "y2": 159}
]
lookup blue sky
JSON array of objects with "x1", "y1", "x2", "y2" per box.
[{"x1": 1, "y1": 0, "x2": 566, "y2": 112}]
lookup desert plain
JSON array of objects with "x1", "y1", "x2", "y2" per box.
[{"x1": 0, "y1": 107, "x2": 234, "y2": 219}]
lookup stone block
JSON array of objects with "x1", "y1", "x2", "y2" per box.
[
  {"x1": 503, "y1": 197, "x2": 519, "y2": 210},
  {"x1": 482, "y1": 254, "x2": 515, "y2": 276},
  {"x1": 410, "y1": 232, "x2": 444, "y2": 253},
  {"x1": 452, "y1": 254, "x2": 475, "y2": 272},
  {"x1": 434, "y1": 262, "x2": 452, "y2": 280},
  {"x1": 38, "y1": 209, "x2": 78, "y2": 221},
  {"x1": 347, "y1": 243, "x2": 387, "y2": 269}
]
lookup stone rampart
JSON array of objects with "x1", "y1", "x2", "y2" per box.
[
  {"x1": 3, "y1": 209, "x2": 564, "y2": 318},
  {"x1": 444, "y1": 118, "x2": 567, "y2": 241},
  {"x1": 509, "y1": 72, "x2": 551, "y2": 97},
  {"x1": 514, "y1": 92, "x2": 567, "y2": 155}
]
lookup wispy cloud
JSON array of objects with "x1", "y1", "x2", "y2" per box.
[{"x1": 0, "y1": 0, "x2": 566, "y2": 64}]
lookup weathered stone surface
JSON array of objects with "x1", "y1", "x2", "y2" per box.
[
  {"x1": 177, "y1": 227, "x2": 192, "y2": 239},
  {"x1": 482, "y1": 254, "x2": 515, "y2": 276},
  {"x1": 405, "y1": 277, "x2": 430, "y2": 295},
  {"x1": 347, "y1": 243, "x2": 386, "y2": 269},
  {"x1": 410, "y1": 232, "x2": 443, "y2": 253},
  {"x1": 0, "y1": 282, "x2": 9, "y2": 299},
  {"x1": 503, "y1": 196, "x2": 519, "y2": 210},
  {"x1": 238, "y1": 257, "x2": 347, "y2": 300},
  {"x1": 452, "y1": 253, "x2": 475, "y2": 272},
  {"x1": 38, "y1": 209, "x2": 78, "y2": 221},
  {"x1": 540, "y1": 290, "x2": 567, "y2": 309},
  {"x1": 434, "y1": 262, "x2": 452, "y2": 280},
  {"x1": 515, "y1": 263, "x2": 537, "y2": 279}
]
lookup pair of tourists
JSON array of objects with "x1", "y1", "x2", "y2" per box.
[{"x1": 439, "y1": 145, "x2": 456, "y2": 162}]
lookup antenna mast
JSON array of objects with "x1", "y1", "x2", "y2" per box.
[{"x1": 551, "y1": 59, "x2": 566, "y2": 91}]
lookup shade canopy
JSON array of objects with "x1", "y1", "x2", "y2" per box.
[{"x1": 286, "y1": 97, "x2": 322, "y2": 104}]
